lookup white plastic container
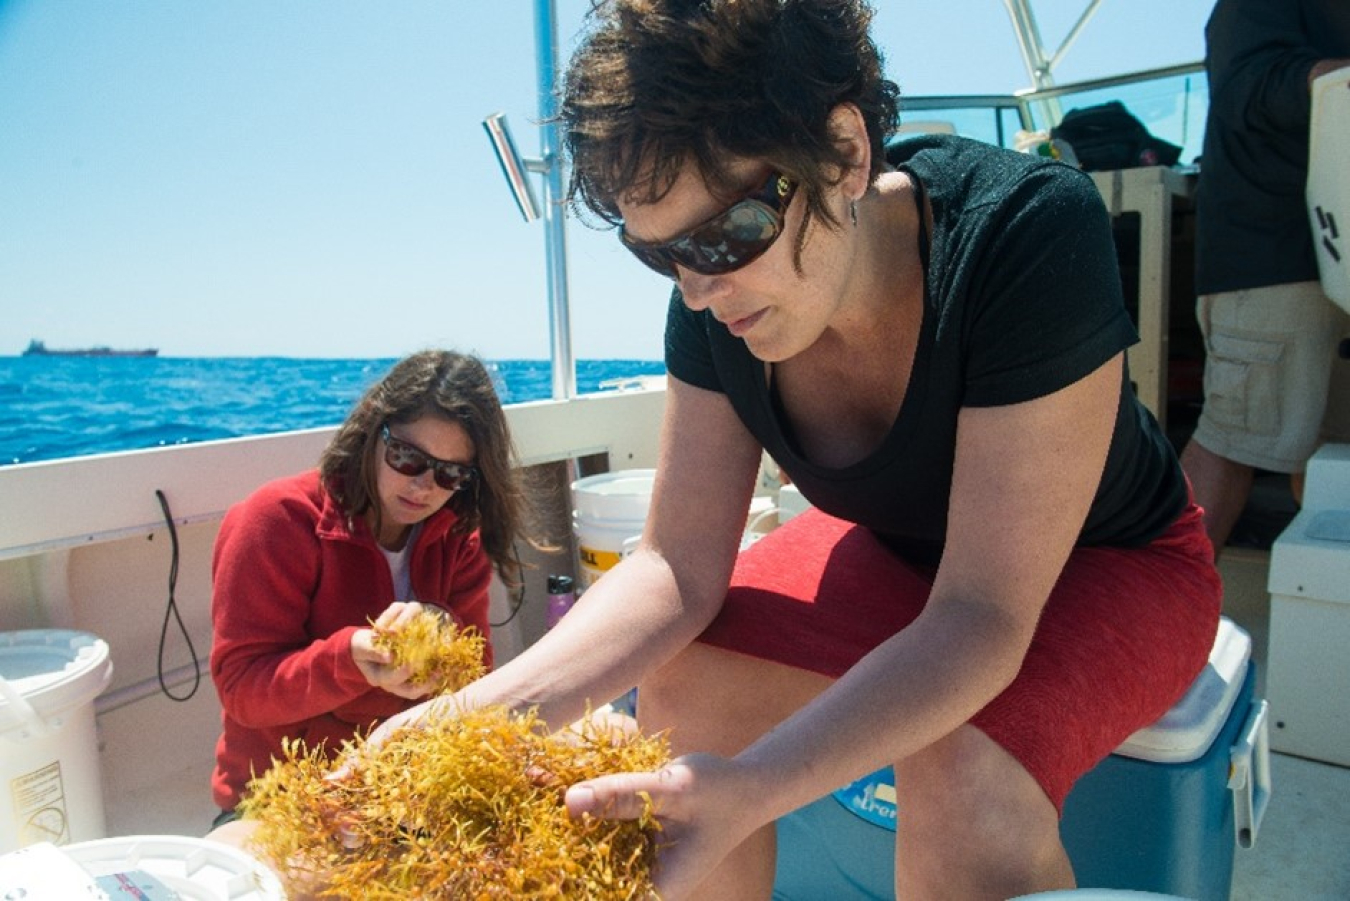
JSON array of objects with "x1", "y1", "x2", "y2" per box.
[
  {"x1": 1307, "y1": 65, "x2": 1350, "y2": 311},
  {"x1": 572, "y1": 469, "x2": 655, "y2": 588},
  {"x1": 0, "y1": 839, "x2": 109, "y2": 899},
  {"x1": 1267, "y1": 443, "x2": 1350, "y2": 766},
  {"x1": 0, "y1": 630, "x2": 114, "y2": 852},
  {"x1": 65, "y1": 835, "x2": 286, "y2": 901}
]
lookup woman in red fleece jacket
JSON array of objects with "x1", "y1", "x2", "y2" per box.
[{"x1": 206, "y1": 349, "x2": 530, "y2": 825}]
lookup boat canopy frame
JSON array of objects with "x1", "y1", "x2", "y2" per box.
[{"x1": 486, "y1": 0, "x2": 1198, "y2": 400}]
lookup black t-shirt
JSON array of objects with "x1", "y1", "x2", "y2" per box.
[
  {"x1": 665, "y1": 135, "x2": 1187, "y2": 565},
  {"x1": 1195, "y1": 0, "x2": 1350, "y2": 294}
]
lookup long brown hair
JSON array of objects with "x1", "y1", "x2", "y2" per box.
[{"x1": 319, "y1": 350, "x2": 530, "y2": 587}]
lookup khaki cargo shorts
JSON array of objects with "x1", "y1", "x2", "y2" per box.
[{"x1": 1191, "y1": 281, "x2": 1350, "y2": 472}]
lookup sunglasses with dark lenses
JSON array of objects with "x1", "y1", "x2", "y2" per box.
[
  {"x1": 380, "y1": 425, "x2": 477, "y2": 492},
  {"x1": 620, "y1": 171, "x2": 797, "y2": 278}
]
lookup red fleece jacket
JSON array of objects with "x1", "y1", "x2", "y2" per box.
[{"x1": 209, "y1": 470, "x2": 493, "y2": 810}]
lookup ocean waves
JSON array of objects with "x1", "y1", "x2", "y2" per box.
[{"x1": 0, "y1": 356, "x2": 664, "y2": 466}]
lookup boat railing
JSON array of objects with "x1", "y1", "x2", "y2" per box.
[{"x1": 0, "y1": 388, "x2": 667, "y2": 564}]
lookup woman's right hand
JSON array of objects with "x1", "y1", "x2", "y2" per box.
[
  {"x1": 564, "y1": 752, "x2": 766, "y2": 901},
  {"x1": 349, "y1": 602, "x2": 432, "y2": 698}
]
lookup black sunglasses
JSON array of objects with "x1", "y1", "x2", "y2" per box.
[
  {"x1": 620, "y1": 171, "x2": 798, "y2": 278},
  {"x1": 380, "y1": 424, "x2": 477, "y2": 492}
]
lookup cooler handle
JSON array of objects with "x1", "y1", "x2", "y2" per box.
[{"x1": 1228, "y1": 698, "x2": 1271, "y2": 849}]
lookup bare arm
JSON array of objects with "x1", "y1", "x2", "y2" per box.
[
  {"x1": 366, "y1": 376, "x2": 765, "y2": 736},
  {"x1": 572, "y1": 356, "x2": 1124, "y2": 874}
]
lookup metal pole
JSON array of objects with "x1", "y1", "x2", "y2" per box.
[
  {"x1": 1002, "y1": 0, "x2": 1064, "y2": 127},
  {"x1": 1046, "y1": 0, "x2": 1104, "y2": 74},
  {"x1": 535, "y1": 0, "x2": 576, "y2": 400},
  {"x1": 1002, "y1": 0, "x2": 1055, "y2": 89}
]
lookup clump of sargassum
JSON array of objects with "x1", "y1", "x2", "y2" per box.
[
  {"x1": 239, "y1": 606, "x2": 669, "y2": 899},
  {"x1": 369, "y1": 605, "x2": 489, "y2": 697}
]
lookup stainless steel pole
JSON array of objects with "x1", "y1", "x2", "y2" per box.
[{"x1": 535, "y1": 0, "x2": 576, "y2": 400}]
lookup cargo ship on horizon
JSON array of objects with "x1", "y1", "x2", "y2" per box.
[{"x1": 22, "y1": 338, "x2": 158, "y2": 358}]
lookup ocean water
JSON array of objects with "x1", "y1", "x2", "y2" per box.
[{"x1": 0, "y1": 356, "x2": 665, "y2": 466}]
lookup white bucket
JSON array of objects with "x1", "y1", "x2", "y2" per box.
[
  {"x1": 572, "y1": 469, "x2": 655, "y2": 589},
  {"x1": 0, "y1": 630, "x2": 114, "y2": 853}
]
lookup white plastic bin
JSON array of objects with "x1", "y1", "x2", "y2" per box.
[
  {"x1": 1267, "y1": 443, "x2": 1350, "y2": 766},
  {"x1": 0, "y1": 630, "x2": 113, "y2": 852}
]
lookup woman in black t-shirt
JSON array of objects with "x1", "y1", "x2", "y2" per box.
[{"x1": 364, "y1": 2, "x2": 1222, "y2": 898}]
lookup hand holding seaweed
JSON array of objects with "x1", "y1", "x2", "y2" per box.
[
  {"x1": 240, "y1": 704, "x2": 669, "y2": 899},
  {"x1": 566, "y1": 753, "x2": 767, "y2": 901},
  {"x1": 367, "y1": 601, "x2": 488, "y2": 696}
]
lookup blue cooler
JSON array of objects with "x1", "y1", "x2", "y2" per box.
[
  {"x1": 773, "y1": 767, "x2": 897, "y2": 900},
  {"x1": 773, "y1": 617, "x2": 1270, "y2": 901}
]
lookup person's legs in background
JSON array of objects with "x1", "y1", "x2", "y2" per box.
[
  {"x1": 1181, "y1": 440, "x2": 1254, "y2": 553},
  {"x1": 1182, "y1": 282, "x2": 1348, "y2": 556}
]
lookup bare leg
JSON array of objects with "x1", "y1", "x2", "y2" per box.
[
  {"x1": 204, "y1": 816, "x2": 258, "y2": 848},
  {"x1": 1180, "y1": 438, "x2": 1255, "y2": 557},
  {"x1": 205, "y1": 818, "x2": 324, "y2": 900},
  {"x1": 638, "y1": 641, "x2": 833, "y2": 901},
  {"x1": 894, "y1": 725, "x2": 1074, "y2": 900}
]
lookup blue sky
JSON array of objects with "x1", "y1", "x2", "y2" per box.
[{"x1": 0, "y1": 1, "x2": 1208, "y2": 361}]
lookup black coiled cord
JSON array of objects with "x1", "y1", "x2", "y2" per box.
[{"x1": 155, "y1": 489, "x2": 201, "y2": 701}]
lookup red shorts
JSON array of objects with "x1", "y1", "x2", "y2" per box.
[{"x1": 696, "y1": 503, "x2": 1222, "y2": 811}]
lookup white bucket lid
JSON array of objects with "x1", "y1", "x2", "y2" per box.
[
  {"x1": 0, "y1": 630, "x2": 113, "y2": 734},
  {"x1": 572, "y1": 469, "x2": 656, "y2": 523},
  {"x1": 64, "y1": 835, "x2": 286, "y2": 901}
]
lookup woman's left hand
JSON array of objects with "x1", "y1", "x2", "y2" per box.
[{"x1": 564, "y1": 753, "x2": 765, "y2": 901}]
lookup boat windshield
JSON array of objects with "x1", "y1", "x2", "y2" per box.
[{"x1": 898, "y1": 61, "x2": 1207, "y2": 167}]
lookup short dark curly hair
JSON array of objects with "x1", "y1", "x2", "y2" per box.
[{"x1": 560, "y1": 0, "x2": 900, "y2": 261}]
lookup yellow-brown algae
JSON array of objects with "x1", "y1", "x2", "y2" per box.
[
  {"x1": 241, "y1": 705, "x2": 668, "y2": 900},
  {"x1": 369, "y1": 606, "x2": 488, "y2": 695}
]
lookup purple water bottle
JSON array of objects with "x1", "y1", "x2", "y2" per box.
[{"x1": 546, "y1": 574, "x2": 576, "y2": 629}]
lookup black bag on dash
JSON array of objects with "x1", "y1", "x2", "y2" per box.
[{"x1": 1050, "y1": 101, "x2": 1183, "y2": 171}]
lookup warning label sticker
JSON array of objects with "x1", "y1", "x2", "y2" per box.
[{"x1": 9, "y1": 761, "x2": 70, "y2": 845}]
